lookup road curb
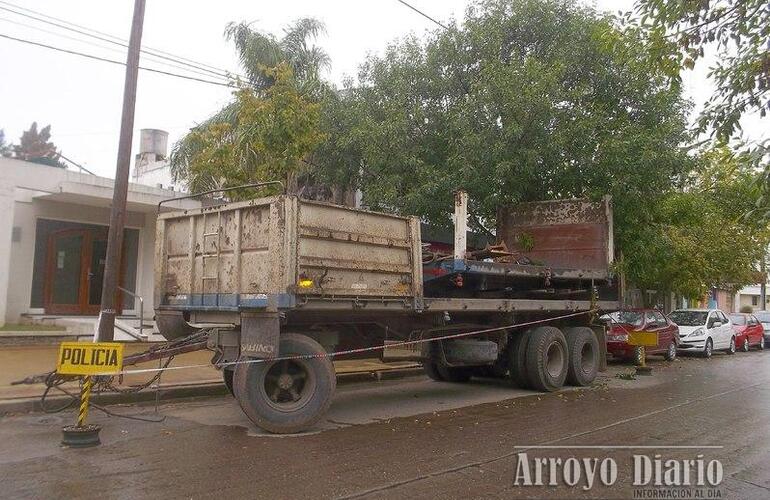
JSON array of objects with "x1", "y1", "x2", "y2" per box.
[{"x1": 0, "y1": 366, "x2": 425, "y2": 416}]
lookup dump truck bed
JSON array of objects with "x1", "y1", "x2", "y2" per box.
[{"x1": 155, "y1": 195, "x2": 423, "y2": 311}]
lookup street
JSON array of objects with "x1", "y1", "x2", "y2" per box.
[{"x1": 0, "y1": 351, "x2": 768, "y2": 499}]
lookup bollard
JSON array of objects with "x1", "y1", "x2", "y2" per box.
[
  {"x1": 635, "y1": 346, "x2": 653, "y2": 376},
  {"x1": 61, "y1": 376, "x2": 101, "y2": 448}
]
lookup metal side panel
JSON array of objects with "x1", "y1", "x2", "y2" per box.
[
  {"x1": 295, "y1": 200, "x2": 418, "y2": 297},
  {"x1": 496, "y1": 197, "x2": 614, "y2": 274}
]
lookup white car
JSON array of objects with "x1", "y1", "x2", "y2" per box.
[{"x1": 669, "y1": 309, "x2": 736, "y2": 358}]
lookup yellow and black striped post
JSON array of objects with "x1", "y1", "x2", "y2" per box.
[{"x1": 77, "y1": 376, "x2": 92, "y2": 427}]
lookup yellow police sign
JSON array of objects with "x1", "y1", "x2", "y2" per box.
[
  {"x1": 57, "y1": 342, "x2": 124, "y2": 376},
  {"x1": 628, "y1": 331, "x2": 658, "y2": 347}
]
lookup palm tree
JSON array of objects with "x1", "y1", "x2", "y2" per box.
[{"x1": 170, "y1": 18, "x2": 330, "y2": 188}]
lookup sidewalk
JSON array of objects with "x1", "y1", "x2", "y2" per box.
[{"x1": 0, "y1": 343, "x2": 422, "y2": 411}]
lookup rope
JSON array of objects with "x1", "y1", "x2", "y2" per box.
[{"x1": 99, "y1": 309, "x2": 597, "y2": 377}]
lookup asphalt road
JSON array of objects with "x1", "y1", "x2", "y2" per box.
[{"x1": 1, "y1": 350, "x2": 768, "y2": 499}]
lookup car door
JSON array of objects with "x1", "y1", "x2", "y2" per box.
[
  {"x1": 749, "y1": 315, "x2": 762, "y2": 345},
  {"x1": 718, "y1": 311, "x2": 733, "y2": 347},
  {"x1": 653, "y1": 311, "x2": 671, "y2": 352},
  {"x1": 644, "y1": 311, "x2": 662, "y2": 352},
  {"x1": 706, "y1": 311, "x2": 722, "y2": 348}
]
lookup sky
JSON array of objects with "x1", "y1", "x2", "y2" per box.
[{"x1": 0, "y1": 0, "x2": 764, "y2": 178}]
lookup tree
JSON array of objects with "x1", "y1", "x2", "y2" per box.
[
  {"x1": 12, "y1": 122, "x2": 65, "y2": 167},
  {"x1": 626, "y1": 145, "x2": 769, "y2": 300},
  {"x1": 0, "y1": 129, "x2": 12, "y2": 157},
  {"x1": 633, "y1": 0, "x2": 769, "y2": 140},
  {"x1": 346, "y1": 0, "x2": 694, "y2": 280},
  {"x1": 631, "y1": 1, "x2": 770, "y2": 221},
  {"x1": 171, "y1": 18, "x2": 330, "y2": 191},
  {"x1": 172, "y1": 64, "x2": 324, "y2": 199}
]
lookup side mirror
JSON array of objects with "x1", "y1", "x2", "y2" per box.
[{"x1": 712, "y1": 321, "x2": 722, "y2": 328}]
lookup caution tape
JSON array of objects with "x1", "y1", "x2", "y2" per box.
[{"x1": 98, "y1": 309, "x2": 597, "y2": 378}]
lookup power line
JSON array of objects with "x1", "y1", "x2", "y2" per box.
[
  {"x1": 0, "y1": 0, "x2": 233, "y2": 75},
  {"x1": 0, "y1": 16, "x2": 233, "y2": 84},
  {"x1": 0, "y1": 33, "x2": 234, "y2": 88},
  {"x1": 0, "y1": 2, "x2": 246, "y2": 82},
  {"x1": 394, "y1": 0, "x2": 450, "y2": 30}
]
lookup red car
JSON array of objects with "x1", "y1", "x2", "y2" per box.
[
  {"x1": 603, "y1": 309, "x2": 680, "y2": 363},
  {"x1": 729, "y1": 313, "x2": 766, "y2": 352}
]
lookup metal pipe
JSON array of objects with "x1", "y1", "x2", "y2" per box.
[
  {"x1": 156, "y1": 181, "x2": 285, "y2": 214},
  {"x1": 454, "y1": 190, "x2": 468, "y2": 260},
  {"x1": 118, "y1": 286, "x2": 143, "y2": 339}
]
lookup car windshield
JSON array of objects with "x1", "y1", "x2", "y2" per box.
[
  {"x1": 607, "y1": 311, "x2": 644, "y2": 326},
  {"x1": 754, "y1": 312, "x2": 770, "y2": 324},
  {"x1": 669, "y1": 311, "x2": 708, "y2": 326},
  {"x1": 729, "y1": 315, "x2": 746, "y2": 325}
]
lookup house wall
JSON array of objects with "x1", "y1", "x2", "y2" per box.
[{"x1": 5, "y1": 197, "x2": 152, "y2": 323}]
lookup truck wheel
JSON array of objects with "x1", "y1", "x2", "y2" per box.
[
  {"x1": 423, "y1": 361, "x2": 445, "y2": 381},
  {"x1": 525, "y1": 326, "x2": 568, "y2": 392},
  {"x1": 562, "y1": 327, "x2": 599, "y2": 386},
  {"x1": 223, "y1": 368, "x2": 235, "y2": 396},
  {"x1": 436, "y1": 364, "x2": 472, "y2": 383},
  {"x1": 233, "y1": 333, "x2": 336, "y2": 434},
  {"x1": 509, "y1": 329, "x2": 532, "y2": 389}
]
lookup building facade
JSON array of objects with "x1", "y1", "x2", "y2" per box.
[{"x1": 0, "y1": 156, "x2": 196, "y2": 328}]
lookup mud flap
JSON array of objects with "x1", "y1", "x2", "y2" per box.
[{"x1": 240, "y1": 312, "x2": 280, "y2": 359}]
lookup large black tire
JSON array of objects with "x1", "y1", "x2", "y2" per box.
[
  {"x1": 223, "y1": 368, "x2": 235, "y2": 396},
  {"x1": 563, "y1": 327, "x2": 599, "y2": 386},
  {"x1": 436, "y1": 364, "x2": 472, "y2": 383},
  {"x1": 423, "y1": 361, "x2": 445, "y2": 381},
  {"x1": 509, "y1": 329, "x2": 533, "y2": 388},
  {"x1": 233, "y1": 333, "x2": 336, "y2": 434},
  {"x1": 525, "y1": 326, "x2": 569, "y2": 392}
]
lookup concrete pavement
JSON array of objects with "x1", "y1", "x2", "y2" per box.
[{"x1": 0, "y1": 351, "x2": 767, "y2": 498}]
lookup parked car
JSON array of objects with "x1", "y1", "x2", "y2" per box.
[
  {"x1": 603, "y1": 309, "x2": 680, "y2": 363},
  {"x1": 753, "y1": 311, "x2": 770, "y2": 348},
  {"x1": 729, "y1": 313, "x2": 766, "y2": 352},
  {"x1": 670, "y1": 309, "x2": 735, "y2": 358}
]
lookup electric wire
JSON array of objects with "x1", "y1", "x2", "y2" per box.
[
  {"x1": 0, "y1": 2, "x2": 245, "y2": 82},
  {"x1": 0, "y1": 32, "x2": 234, "y2": 88},
  {"x1": 394, "y1": 0, "x2": 450, "y2": 30},
  {"x1": 0, "y1": 16, "x2": 234, "y2": 84},
  {"x1": 0, "y1": 0, "x2": 235, "y2": 76}
]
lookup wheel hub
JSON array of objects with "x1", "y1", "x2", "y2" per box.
[{"x1": 277, "y1": 374, "x2": 293, "y2": 390}]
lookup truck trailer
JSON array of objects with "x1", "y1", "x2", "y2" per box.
[{"x1": 153, "y1": 187, "x2": 619, "y2": 433}]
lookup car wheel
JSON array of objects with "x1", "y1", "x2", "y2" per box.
[
  {"x1": 759, "y1": 338, "x2": 766, "y2": 351},
  {"x1": 664, "y1": 342, "x2": 677, "y2": 361},
  {"x1": 703, "y1": 338, "x2": 713, "y2": 358},
  {"x1": 726, "y1": 336, "x2": 736, "y2": 355},
  {"x1": 742, "y1": 338, "x2": 750, "y2": 352}
]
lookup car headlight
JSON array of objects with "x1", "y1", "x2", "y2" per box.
[
  {"x1": 612, "y1": 334, "x2": 628, "y2": 342},
  {"x1": 689, "y1": 328, "x2": 704, "y2": 337}
]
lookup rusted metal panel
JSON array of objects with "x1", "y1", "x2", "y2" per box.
[
  {"x1": 296, "y1": 201, "x2": 419, "y2": 297},
  {"x1": 155, "y1": 195, "x2": 422, "y2": 307},
  {"x1": 496, "y1": 197, "x2": 613, "y2": 274}
]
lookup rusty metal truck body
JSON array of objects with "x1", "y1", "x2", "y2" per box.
[{"x1": 154, "y1": 193, "x2": 618, "y2": 433}]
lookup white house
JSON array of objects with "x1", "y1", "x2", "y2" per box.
[
  {"x1": 0, "y1": 150, "x2": 196, "y2": 330},
  {"x1": 734, "y1": 284, "x2": 770, "y2": 313}
]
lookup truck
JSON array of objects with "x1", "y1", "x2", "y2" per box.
[{"x1": 154, "y1": 186, "x2": 619, "y2": 433}]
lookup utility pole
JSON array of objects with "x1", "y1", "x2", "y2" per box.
[{"x1": 97, "y1": 0, "x2": 146, "y2": 342}]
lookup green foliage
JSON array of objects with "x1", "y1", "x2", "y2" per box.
[
  {"x1": 171, "y1": 64, "x2": 324, "y2": 199},
  {"x1": 345, "y1": 0, "x2": 693, "y2": 276},
  {"x1": 623, "y1": 145, "x2": 769, "y2": 298},
  {"x1": 631, "y1": 1, "x2": 770, "y2": 223},
  {"x1": 11, "y1": 122, "x2": 65, "y2": 167},
  {"x1": 171, "y1": 18, "x2": 330, "y2": 190},
  {"x1": 633, "y1": 0, "x2": 769, "y2": 140}
]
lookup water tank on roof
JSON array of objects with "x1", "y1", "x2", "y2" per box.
[{"x1": 139, "y1": 129, "x2": 168, "y2": 157}]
